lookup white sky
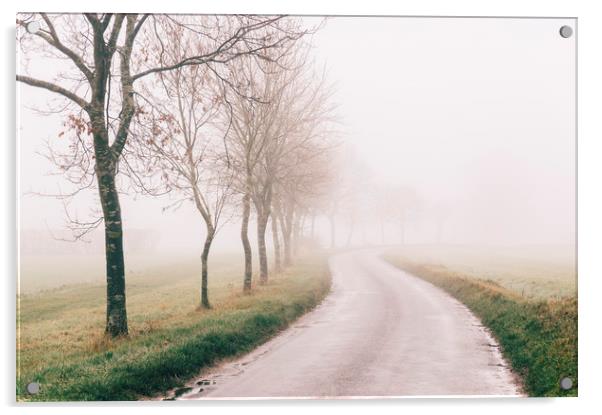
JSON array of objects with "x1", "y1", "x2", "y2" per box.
[{"x1": 18, "y1": 16, "x2": 576, "y2": 254}]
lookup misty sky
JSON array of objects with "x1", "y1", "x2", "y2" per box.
[{"x1": 18, "y1": 16, "x2": 576, "y2": 255}]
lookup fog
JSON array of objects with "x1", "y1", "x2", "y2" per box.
[{"x1": 18, "y1": 16, "x2": 576, "y2": 262}]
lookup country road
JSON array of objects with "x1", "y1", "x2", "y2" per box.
[{"x1": 178, "y1": 250, "x2": 521, "y2": 399}]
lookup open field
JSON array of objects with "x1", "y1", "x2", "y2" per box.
[
  {"x1": 384, "y1": 244, "x2": 576, "y2": 300},
  {"x1": 384, "y1": 245, "x2": 577, "y2": 397},
  {"x1": 18, "y1": 252, "x2": 247, "y2": 294},
  {"x1": 17, "y1": 253, "x2": 331, "y2": 401}
]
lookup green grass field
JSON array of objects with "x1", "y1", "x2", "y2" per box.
[
  {"x1": 17, "y1": 253, "x2": 331, "y2": 401},
  {"x1": 384, "y1": 244, "x2": 577, "y2": 397}
]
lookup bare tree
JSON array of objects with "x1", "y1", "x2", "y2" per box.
[
  {"x1": 221, "y1": 56, "x2": 282, "y2": 290},
  {"x1": 17, "y1": 13, "x2": 310, "y2": 336},
  {"x1": 223, "y1": 37, "x2": 337, "y2": 288},
  {"x1": 132, "y1": 23, "x2": 235, "y2": 309},
  {"x1": 387, "y1": 186, "x2": 420, "y2": 245},
  {"x1": 271, "y1": 205, "x2": 283, "y2": 273},
  {"x1": 250, "y1": 65, "x2": 289, "y2": 285},
  {"x1": 258, "y1": 63, "x2": 337, "y2": 270},
  {"x1": 275, "y1": 120, "x2": 339, "y2": 259}
]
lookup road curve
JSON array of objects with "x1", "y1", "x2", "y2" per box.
[{"x1": 178, "y1": 250, "x2": 521, "y2": 399}]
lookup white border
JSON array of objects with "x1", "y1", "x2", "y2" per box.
[{"x1": 3, "y1": 1, "x2": 601, "y2": 414}]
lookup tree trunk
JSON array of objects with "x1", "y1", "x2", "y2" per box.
[
  {"x1": 272, "y1": 215, "x2": 282, "y2": 273},
  {"x1": 96, "y1": 157, "x2": 128, "y2": 338},
  {"x1": 241, "y1": 192, "x2": 253, "y2": 293},
  {"x1": 292, "y1": 216, "x2": 300, "y2": 256},
  {"x1": 200, "y1": 227, "x2": 215, "y2": 309},
  {"x1": 280, "y1": 208, "x2": 293, "y2": 266},
  {"x1": 293, "y1": 214, "x2": 305, "y2": 255},
  {"x1": 310, "y1": 214, "x2": 316, "y2": 240},
  {"x1": 257, "y1": 213, "x2": 269, "y2": 285}
]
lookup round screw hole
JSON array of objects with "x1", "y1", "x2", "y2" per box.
[
  {"x1": 25, "y1": 21, "x2": 41, "y2": 35},
  {"x1": 26, "y1": 382, "x2": 40, "y2": 395},
  {"x1": 560, "y1": 377, "x2": 573, "y2": 390},
  {"x1": 559, "y1": 25, "x2": 573, "y2": 38}
]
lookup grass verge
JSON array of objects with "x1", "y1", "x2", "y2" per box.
[
  {"x1": 384, "y1": 255, "x2": 577, "y2": 397},
  {"x1": 17, "y1": 254, "x2": 331, "y2": 401}
]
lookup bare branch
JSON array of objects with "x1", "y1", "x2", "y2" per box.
[{"x1": 16, "y1": 74, "x2": 89, "y2": 109}]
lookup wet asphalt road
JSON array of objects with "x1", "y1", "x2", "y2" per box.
[{"x1": 179, "y1": 250, "x2": 521, "y2": 399}]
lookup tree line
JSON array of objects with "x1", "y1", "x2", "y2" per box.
[{"x1": 17, "y1": 14, "x2": 337, "y2": 337}]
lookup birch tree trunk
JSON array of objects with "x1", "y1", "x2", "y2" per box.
[
  {"x1": 241, "y1": 192, "x2": 253, "y2": 293},
  {"x1": 95, "y1": 136, "x2": 128, "y2": 337},
  {"x1": 271, "y1": 215, "x2": 282, "y2": 273},
  {"x1": 280, "y1": 207, "x2": 293, "y2": 266},
  {"x1": 97, "y1": 15, "x2": 135, "y2": 337},
  {"x1": 257, "y1": 213, "x2": 270, "y2": 284},
  {"x1": 200, "y1": 227, "x2": 215, "y2": 308}
]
